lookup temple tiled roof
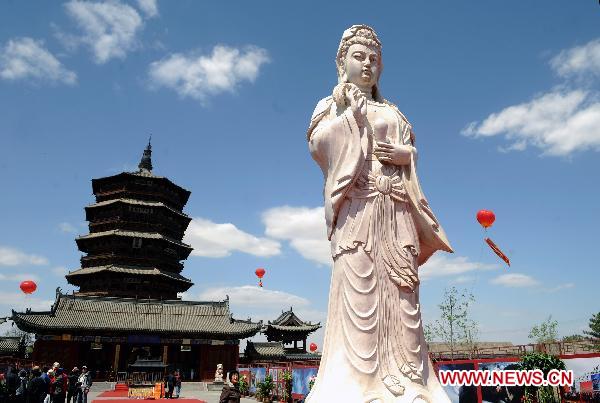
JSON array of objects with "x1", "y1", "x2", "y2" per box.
[
  {"x1": 263, "y1": 308, "x2": 321, "y2": 339},
  {"x1": 269, "y1": 308, "x2": 319, "y2": 327},
  {"x1": 244, "y1": 341, "x2": 321, "y2": 362},
  {"x1": 267, "y1": 324, "x2": 321, "y2": 332},
  {"x1": 284, "y1": 352, "x2": 321, "y2": 361},
  {"x1": 86, "y1": 198, "x2": 190, "y2": 218},
  {"x1": 66, "y1": 266, "x2": 193, "y2": 285},
  {"x1": 12, "y1": 292, "x2": 261, "y2": 339},
  {"x1": 0, "y1": 337, "x2": 21, "y2": 356},
  {"x1": 246, "y1": 342, "x2": 285, "y2": 358}
]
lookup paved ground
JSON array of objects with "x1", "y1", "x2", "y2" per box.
[{"x1": 89, "y1": 382, "x2": 257, "y2": 403}]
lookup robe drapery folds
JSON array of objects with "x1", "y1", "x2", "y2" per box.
[{"x1": 307, "y1": 96, "x2": 453, "y2": 266}]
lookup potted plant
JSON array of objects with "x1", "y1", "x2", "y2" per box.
[
  {"x1": 281, "y1": 370, "x2": 293, "y2": 403},
  {"x1": 308, "y1": 375, "x2": 316, "y2": 391},
  {"x1": 239, "y1": 375, "x2": 249, "y2": 396},
  {"x1": 257, "y1": 375, "x2": 274, "y2": 403},
  {"x1": 254, "y1": 382, "x2": 263, "y2": 401}
]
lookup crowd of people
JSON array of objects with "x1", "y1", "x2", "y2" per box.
[{"x1": 0, "y1": 363, "x2": 92, "y2": 403}]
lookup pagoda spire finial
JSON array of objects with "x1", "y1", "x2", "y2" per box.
[{"x1": 138, "y1": 135, "x2": 153, "y2": 172}]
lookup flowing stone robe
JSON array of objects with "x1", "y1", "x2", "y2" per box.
[{"x1": 306, "y1": 96, "x2": 453, "y2": 403}]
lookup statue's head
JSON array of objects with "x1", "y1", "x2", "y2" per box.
[{"x1": 336, "y1": 25, "x2": 383, "y2": 100}]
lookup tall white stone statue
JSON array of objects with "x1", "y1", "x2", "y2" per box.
[{"x1": 306, "y1": 25, "x2": 453, "y2": 403}]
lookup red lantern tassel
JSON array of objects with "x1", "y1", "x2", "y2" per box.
[{"x1": 485, "y1": 237, "x2": 510, "y2": 267}]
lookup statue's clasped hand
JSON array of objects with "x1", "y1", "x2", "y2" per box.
[{"x1": 374, "y1": 142, "x2": 415, "y2": 166}]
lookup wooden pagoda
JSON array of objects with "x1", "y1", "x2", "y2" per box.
[
  {"x1": 12, "y1": 142, "x2": 262, "y2": 380},
  {"x1": 66, "y1": 140, "x2": 193, "y2": 299}
]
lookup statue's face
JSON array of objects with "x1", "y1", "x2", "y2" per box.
[{"x1": 344, "y1": 43, "x2": 380, "y2": 91}]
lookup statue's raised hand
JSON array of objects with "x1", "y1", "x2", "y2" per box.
[
  {"x1": 346, "y1": 85, "x2": 367, "y2": 126},
  {"x1": 333, "y1": 83, "x2": 367, "y2": 127}
]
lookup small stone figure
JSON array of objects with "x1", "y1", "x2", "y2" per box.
[{"x1": 214, "y1": 364, "x2": 224, "y2": 383}]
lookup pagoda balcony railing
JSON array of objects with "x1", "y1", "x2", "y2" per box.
[
  {"x1": 88, "y1": 212, "x2": 189, "y2": 227},
  {"x1": 80, "y1": 254, "x2": 184, "y2": 272},
  {"x1": 96, "y1": 189, "x2": 184, "y2": 211},
  {"x1": 77, "y1": 237, "x2": 191, "y2": 258},
  {"x1": 88, "y1": 220, "x2": 185, "y2": 241}
]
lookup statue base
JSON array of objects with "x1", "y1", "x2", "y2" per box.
[{"x1": 207, "y1": 381, "x2": 225, "y2": 391}]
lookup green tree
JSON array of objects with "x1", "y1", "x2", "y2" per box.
[
  {"x1": 518, "y1": 352, "x2": 565, "y2": 403},
  {"x1": 562, "y1": 334, "x2": 585, "y2": 343},
  {"x1": 583, "y1": 312, "x2": 600, "y2": 339},
  {"x1": 528, "y1": 316, "x2": 558, "y2": 344},
  {"x1": 427, "y1": 287, "x2": 477, "y2": 359}
]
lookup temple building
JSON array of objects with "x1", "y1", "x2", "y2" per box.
[
  {"x1": 12, "y1": 142, "x2": 261, "y2": 380},
  {"x1": 0, "y1": 336, "x2": 25, "y2": 358},
  {"x1": 242, "y1": 308, "x2": 321, "y2": 364}
]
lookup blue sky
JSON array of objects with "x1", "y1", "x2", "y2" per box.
[{"x1": 0, "y1": 1, "x2": 599, "y2": 348}]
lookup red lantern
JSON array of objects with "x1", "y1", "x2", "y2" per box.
[
  {"x1": 20, "y1": 280, "x2": 37, "y2": 294},
  {"x1": 309, "y1": 343, "x2": 318, "y2": 352},
  {"x1": 255, "y1": 268, "x2": 266, "y2": 287},
  {"x1": 476, "y1": 210, "x2": 495, "y2": 229}
]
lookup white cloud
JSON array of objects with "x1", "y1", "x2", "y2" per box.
[
  {"x1": 490, "y1": 273, "x2": 540, "y2": 288},
  {"x1": 420, "y1": 254, "x2": 498, "y2": 280},
  {"x1": 184, "y1": 217, "x2": 280, "y2": 258},
  {"x1": 463, "y1": 90, "x2": 600, "y2": 156},
  {"x1": 0, "y1": 37, "x2": 76, "y2": 84},
  {"x1": 135, "y1": 0, "x2": 158, "y2": 18},
  {"x1": 551, "y1": 38, "x2": 600, "y2": 78},
  {"x1": 262, "y1": 206, "x2": 331, "y2": 266},
  {"x1": 197, "y1": 285, "x2": 310, "y2": 309},
  {"x1": 543, "y1": 282, "x2": 575, "y2": 293},
  {"x1": 58, "y1": 222, "x2": 77, "y2": 233},
  {"x1": 0, "y1": 246, "x2": 48, "y2": 267},
  {"x1": 148, "y1": 45, "x2": 270, "y2": 101},
  {"x1": 64, "y1": 0, "x2": 144, "y2": 64},
  {"x1": 464, "y1": 38, "x2": 600, "y2": 157}
]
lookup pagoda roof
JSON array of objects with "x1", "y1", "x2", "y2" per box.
[
  {"x1": 92, "y1": 171, "x2": 191, "y2": 203},
  {"x1": 0, "y1": 336, "x2": 22, "y2": 356},
  {"x1": 266, "y1": 307, "x2": 321, "y2": 331},
  {"x1": 12, "y1": 292, "x2": 262, "y2": 339},
  {"x1": 77, "y1": 230, "x2": 192, "y2": 250},
  {"x1": 66, "y1": 265, "x2": 193, "y2": 288},
  {"x1": 265, "y1": 323, "x2": 321, "y2": 333},
  {"x1": 86, "y1": 198, "x2": 190, "y2": 219}
]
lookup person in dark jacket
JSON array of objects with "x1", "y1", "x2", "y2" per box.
[
  {"x1": 164, "y1": 372, "x2": 175, "y2": 399},
  {"x1": 173, "y1": 371, "x2": 181, "y2": 399},
  {"x1": 5, "y1": 368, "x2": 19, "y2": 403},
  {"x1": 65, "y1": 369, "x2": 79, "y2": 403},
  {"x1": 219, "y1": 371, "x2": 240, "y2": 403},
  {"x1": 14, "y1": 370, "x2": 28, "y2": 403},
  {"x1": 26, "y1": 368, "x2": 46, "y2": 403}
]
